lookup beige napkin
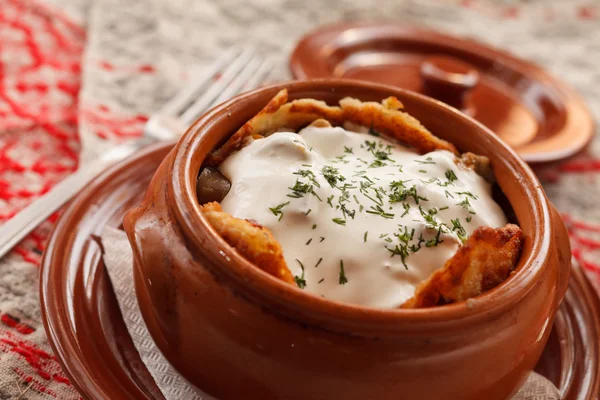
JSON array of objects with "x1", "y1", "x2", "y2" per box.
[{"x1": 101, "y1": 227, "x2": 561, "y2": 400}]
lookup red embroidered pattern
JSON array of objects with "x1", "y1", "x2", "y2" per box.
[{"x1": 0, "y1": 0, "x2": 84, "y2": 266}]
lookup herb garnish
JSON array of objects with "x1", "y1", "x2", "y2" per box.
[
  {"x1": 315, "y1": 257, "x2": 323, "y2": 268},
  {"x1": 306, "y1": 238, "x2": 312, "y2": 245},
  {"x1": 294, "y1": 259, "x2": 306, "y2": 289},
  {"x1": 445, "y1": 169, "x2": 458, "y2": 183},
  {"x1": 322, "y1": 165, "x2": 345, "y2": 188},
  {"x1": 366, "y1": 205, "x2": 395, "y2": 219},
  {"x1": 269, "y1": 201, "x2": 290, "y2": 221},
  {"x1": 401, "y1": 202, "x2": 411, "y2": 217},
  {"x1": 389, "y1": 181, "x2": 427, "y2": 204},
  {"x1": 288, "y1": 179, "x2": 315, "y2": 199},
  {"x1": 339, "y1": 260, "x2": 348, "y2": 284},
  {"x1": 451, "y1": 218, "x2": 467, "y2": 243},
  {"x1": 425, "y1": 226, "x2": 445, "y2": 247},
  {"x1": 455, "y1": 191, "x2": 478, "y2": 200},
  {"x1": 415, "y1": 157, "x2": 436, "y2": 165},
  {"x1": 332, "y1": 217, "x2": 346, "y2": 225},
  {"x1": 457, "y1": 197, "x2": 473, "y2": 211}
]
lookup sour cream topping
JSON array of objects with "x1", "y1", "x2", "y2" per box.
[{"x1": 219, "y1": 126, "x2": 507, "y2": 308}]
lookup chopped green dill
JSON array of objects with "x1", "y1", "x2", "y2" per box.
[
  {"x1": 327, "y1": 195, "x2": 334, "y2": 207},
  {"x1": 353, "y1": 194, "x2": 360, "y2": 204},
  {"x1": 415, "y1": 157, "x2": 436, "y2": 165},
  {"x1": 288, "y1": 179, "x2": 314, "y2": 199},
  {"x1": 389, "y1": 182, "x2": 428, "y2": 204},
  {"x1": 359, "y1": 204, "x2": 364, "y2": 212},
  {"x1": 318, "y1": 278, "x2": 325, "y2": 284},
  {"x1": 306, "y1": 238, "x2": 312, "y2": 245},
  {"x1": 320, "y1": 236, "x2": 325, "y2": 242},
  {"x1": 409, "y1": 233, "x2": 425, "y2": 253},
  {"x1": 315, "y1": 257, "x2": 323, "y2": 268},
  {"x1": 466, "y1": 216, "x2": 472, "y2": 223},
  {"x1": 312, "y1": 223, "x2": 317, "y2": 230},
  {"x1": 339, "y1": 260, "x2": 348, "y2": 284},
  {"x1": 451, "y1": 218, "x2": 467, "y2": 243},
  {"x1": 269, "y1": 201, "x2": 290, "y2": 221},
  {"x1": 305, "y1": 209, "x2": 312, "y2": 216},
  {"x1": 294, "y1": 259, "x2": 306, "y2": 289},
  {"x1": 332, "y1": 217, "x2": 346, "y2": 225},
  {"x1": 321, "y1": 165, "x2": 345, "y2": 188},
  {"x1": 366, "y1": 205, "x2": 395, "y2": 219},
  {"x1": 386, "y1": 244, "x2": 409, "y2": 269},
  {"x1": 401, "y1": 202, "x2": 411, "y2": 217},
  {"x1": 344, "y1": 146, "x2": 354, "y2": 154},
  {"x1": 439, "y1": 206, "x2": 449, "y2": 211},
  {"x1": 395, "y1": 225, "x2": 415, "y2": 244},
  {"x1": 293, "y1": 169, "x2": 321, "y2": 188},
  {"x1": 457, "y1": 197, "x2": 472, "y2": 210},
  {"x1": 455, "y1": 191, "x2": 478, "y2": 200},
  {"x1": 340, "y1": 203, "x2": 356, "y2": 220},
  {"x1": 419, "y1": 206, "x2": 443, "y2": 230},
  {"x1": 425, "y1": 226, "x2": 445, "y2": 247},
  {"x1": 369, "y1": 159, "x2": 387, "y2": 168},
  {"x1": 418, "y1": 169, "x2": 427, "y2": 173},
  {"x1": 364, "y1": 231, "x2": 368, "y2": 242},
  {"x1": 420, "y1": 177, "x2": 440, "y2": 185},
  {"x1": 445, "y1": 169, "x2": 458, "y2": 182},
  {"x1": 444, "y1": 190, "x2": 454, "y2": 199},
  {"x1": 379, "y1": 233, "x2": 389, "y2": 238}
]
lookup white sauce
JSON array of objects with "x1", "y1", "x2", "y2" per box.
[{"x1": 219, "y1": 126, "x2": 507, "y2": 308}]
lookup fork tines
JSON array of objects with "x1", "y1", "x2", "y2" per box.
[{"x1": 160, "y1": 47, "x2": 273, "y2": 127}]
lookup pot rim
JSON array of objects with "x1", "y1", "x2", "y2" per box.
[{"x1": 168, "y1": 78, "x2": 552, "y2": 330}]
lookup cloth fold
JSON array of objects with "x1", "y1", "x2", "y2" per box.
[{"x1": 101, "y1": 227, "x2": 561, "y2": 400}]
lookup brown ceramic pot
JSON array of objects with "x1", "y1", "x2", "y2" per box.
[{"x1": 123, "y1": 79, "x2": 571, "y2": 400}]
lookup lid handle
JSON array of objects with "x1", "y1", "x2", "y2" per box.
[{"x1": 420, "y1": 55, "x2": 479, "y2": 112}]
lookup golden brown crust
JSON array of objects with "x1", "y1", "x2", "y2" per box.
[
  {"x1": 200, "y1": 202, "x2": 296, "y2": 285},
  {"x1": 205, "y1": 91, "x2": 459, "y2": 166},
  {"x1": 339, "y1": 97, "x2": 458, "y2": 155},
  {"x1": 205, "y1": 89, "x2": 289, "y2": 167},
  {"x1": 200, "y1": 91, "x2": 519, "y2": 307},
  {"x1": 205, "y1": 89, "x2": 343, "y2": 166},
  {"x1": 401, "y1": 224, "x2": 523, "y2": 308}
]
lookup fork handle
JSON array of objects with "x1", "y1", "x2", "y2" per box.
[{"x1": 0, "y1": 142, "x2": 143, "y2": 259}]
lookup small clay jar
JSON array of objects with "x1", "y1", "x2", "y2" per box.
[{"x1": 123, "y1": 79, "x2": 571, "y2": 400}]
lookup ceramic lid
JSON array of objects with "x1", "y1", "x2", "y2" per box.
[{"x1": 289, "y1": 21, "x2": 594, "y2": 164}]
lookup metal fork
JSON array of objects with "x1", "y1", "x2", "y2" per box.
[{"x1": 0, "y1": 48, "x2": 273, "y2": 259}]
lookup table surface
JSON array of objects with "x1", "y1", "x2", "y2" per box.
[{"x1": 0, "y1": 0, "x2": 599, "y2": 398}]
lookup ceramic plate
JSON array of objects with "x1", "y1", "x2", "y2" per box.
[
  {"x1": 40, "y1": 143, "x2": 600, "y2": 399},
  {"x1": 290, "y1": 21, "x2": 594, "y2": 164}
]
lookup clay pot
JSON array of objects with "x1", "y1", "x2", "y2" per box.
[{"x1": 123, "y1": 79, "x2": 571, "y2": 400}]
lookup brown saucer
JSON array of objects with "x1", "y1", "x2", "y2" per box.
[
  {"x1": 40, "y1": 142, "x2": 600, "y2": 399},
  {"x1": 290, "y1": 22, "x2": 594, "y2": 164}
]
